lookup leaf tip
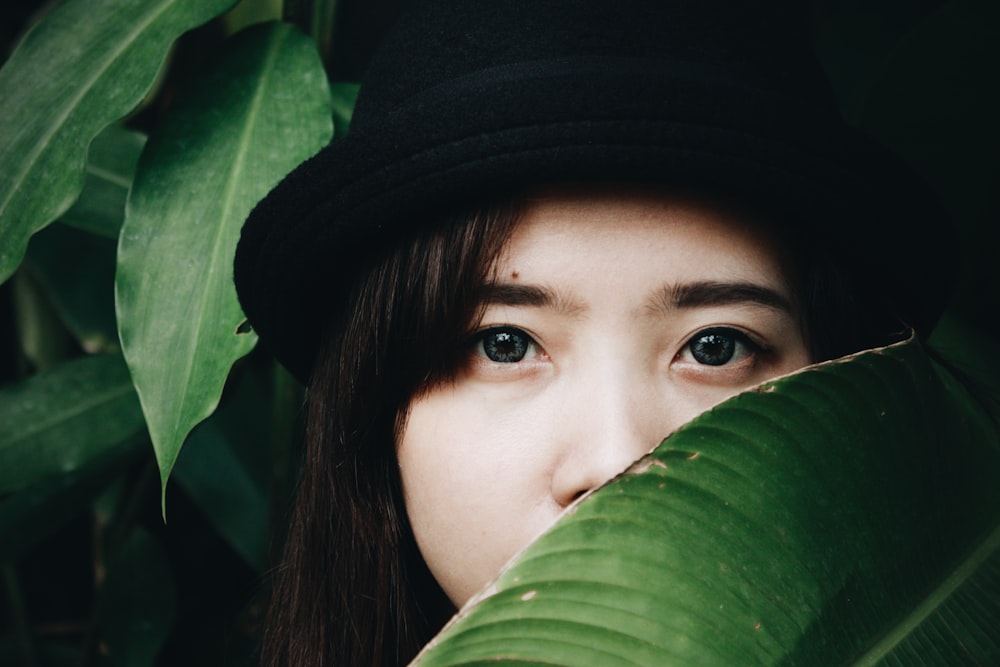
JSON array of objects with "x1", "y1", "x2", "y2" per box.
[{"x1": 160, "y1": 483, "x2": 168, "y2": 524}]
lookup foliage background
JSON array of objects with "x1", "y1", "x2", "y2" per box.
[{"x1": 0, "y1": 0, "x2": 996, "y2": 665}]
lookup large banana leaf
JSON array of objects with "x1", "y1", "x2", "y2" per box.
[
  {"x1": 414, "y1": 336, "x2": 1000, "y2": 665},
  {"x1": 115, "y1": 21, "x2": 333, "y2": 508},
  {"x1": 0, "y1": 0, "x2": 238, "y2": 284}
]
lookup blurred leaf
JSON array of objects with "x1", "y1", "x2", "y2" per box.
[
  {"x1": 94, "y1": 473, "x2": 128, "y2": 530},
  {"x1": 96, "y1": 527, "x2": 176, "y2": 667},
  {"x1": 0, "y1": 433, "x2": 144, "y2": 564},
  {"x1": 24, "y1": 224, "x2": 118, "y2": 352},
  {"x1": 282, "y1": 0, "x2": 339, "y2": 65},
  {"x1": 116, "y1": 21, "x2": 332, "y2": 510},
  {"x1": 222, "y1": 0, "x2": 283, "y2": 35},
  {"x1": 312, "y1": 0, "x2": 339, "y2": 65},
  {"x1": 0, "y1": 353, "x2": 145, "y2": 494},
  {"x1": 0, "y1": 0, "x2": 239, "y2": 284},
  {"x1": 929, "y1": 310, "x2": 1000, "y2": 401},
  {"x1": 59, "y1": 124, "x2": 147, "y2": 240},
  {"x1": 266, "y1": 360, "x2": 306, "y2": 544},
  {"x1": 330, "y1": 80, "x2": 360, "y2": 136},
  {"x1": 415, "y1": 337, "x2": 1000, "y2": 665},
  {"x1": 170, "y1": 360, "x2": 286, "y2": 572},
  {"x1": 10, "y1": 269, "x2": 76, "y2": 372},
  {"x1": 174, "y1": 417, "x2": 269, "y2": 572}
]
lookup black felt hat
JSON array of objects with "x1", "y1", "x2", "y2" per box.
[{"x1": 235, "y1": 0, "x2": 954, "y2": 383}]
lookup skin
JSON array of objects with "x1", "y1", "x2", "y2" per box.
[{"x1": 398, "y1": 187, "x2": 813, "y2": 606}]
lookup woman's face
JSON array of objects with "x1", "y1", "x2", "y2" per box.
[{"x1": 398, "y1": 188, "x2": 812, "y2": 606}]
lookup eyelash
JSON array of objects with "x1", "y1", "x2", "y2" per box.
[{"x1": 470, "y1": 325, "x2": 766, "y2": 367}]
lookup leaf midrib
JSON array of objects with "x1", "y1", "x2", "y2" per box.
[
  {"x1": 850, "y1": 520, "x2": 1000, "y2": 665},
  {"x1": 166, "y1": 26, "x2": 285, "y2": 456}
]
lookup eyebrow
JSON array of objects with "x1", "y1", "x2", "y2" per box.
[
  {"x1": 479, "y1": 283, "x2": 583, "y2": 315},
  {"x1": 480, "y1": 280, "x2": 793, "y2": 317},
  {"x1": 656, "y1": 281, "x2": 794, "y2": 314}
]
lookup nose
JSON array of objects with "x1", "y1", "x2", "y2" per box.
[{"x1": 549, "y1": 374, "x2": 663, "y2": 507}]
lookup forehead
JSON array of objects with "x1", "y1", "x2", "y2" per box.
[{"x1": 500, "y1": 187, "x2": 792, "y2": 293}]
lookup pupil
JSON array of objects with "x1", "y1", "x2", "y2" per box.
[
  {"x1": 691, "y1": 332, "x2": 735, "y2": 366},
  {"x1": 484, "y1": 330, "x2": 528, "y2": 362}
]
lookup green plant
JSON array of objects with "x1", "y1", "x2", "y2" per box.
[
  {"x1": 0, "y1": 0, "x2": 347, "y2": 663},
  {"x1": 1, "y1": 0, "x2": 997, "y2": 665}
]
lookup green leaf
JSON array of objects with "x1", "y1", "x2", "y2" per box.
[
  {"x1": 18, "y1": 125, "x2": 146, "y2": 357},
  {"x1": 24, "y1": 223, "x2": 119, "y2": 352},
  {"x1": 169, "y1": 361, "x2": 284, "y2": 572},
  {"x1": 59, "y1": 124, "x2": 147, "y2": 240},
  {"x1": 174, "y1": 417, "x2": 269, "y2": 572},
  {"x1": 0, "y1": 432, "x2": 144, "y2": 564},
  {"x1": 9, "y1": 268, "x2": 77, "y2": 372},
  {"x1": 414, "y1": 337, "x2": 1000, "y2": 665},
  {"x1": 311, "y1": 0, "x2": 340, "y2": 64},
  {"x1": 330, "y1": 81, "x2": 360, "y2": 136},
  {"x1": 115, "y1": 21, "x2": 333, "y2": 508},
  {"x1": 95, "y1": 527, "x2": 177, "y2": 667},
  {"x1": 929, "y1": 311, "x2": 1000, "y2": 408},
  {"x1": 0, "y1": 0, "x2": 239, "y2": 284},
  {"x1": 222, "y1": 0, "x2": 283, "y2": 35},
  {"x1": 0, "y1": 353, "x2": 145, "y2": 494}
]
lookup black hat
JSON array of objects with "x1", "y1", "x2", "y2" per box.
[{"x1": 235, "y1": 0, "x2": 954, "y2": 383}]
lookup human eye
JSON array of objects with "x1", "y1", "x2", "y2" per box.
[
  {"x1": 678, "y1": 326, "x2": 764, "y2": 367},
  {"x1": 471, "y1": 326, "x2": 539, "y2": 363}
]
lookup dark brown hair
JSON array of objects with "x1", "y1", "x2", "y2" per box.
[
  {"x1": 260, "y1": 190, "x2": 900, "y2": 666},
  {"x1": 260, "y1": 198, "x2": 521, "y2": 666}
]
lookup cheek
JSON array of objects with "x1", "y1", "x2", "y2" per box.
[
  {"x1": 397, "y1": 390, "x2": 557, "y2": 604},
  {"x1": 399, "y1": 385, "x2": 555, "y2": 497},
  {"x1": 399, "y1": 400, "x2": 541, "y2": 502},
  {"x1": 398, "y1": 412, "x2": 503, "y2": 533}
]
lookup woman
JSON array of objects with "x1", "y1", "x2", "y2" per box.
[{"x1": 234, "y1": 1, "x2": 953, "y2": 664}]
